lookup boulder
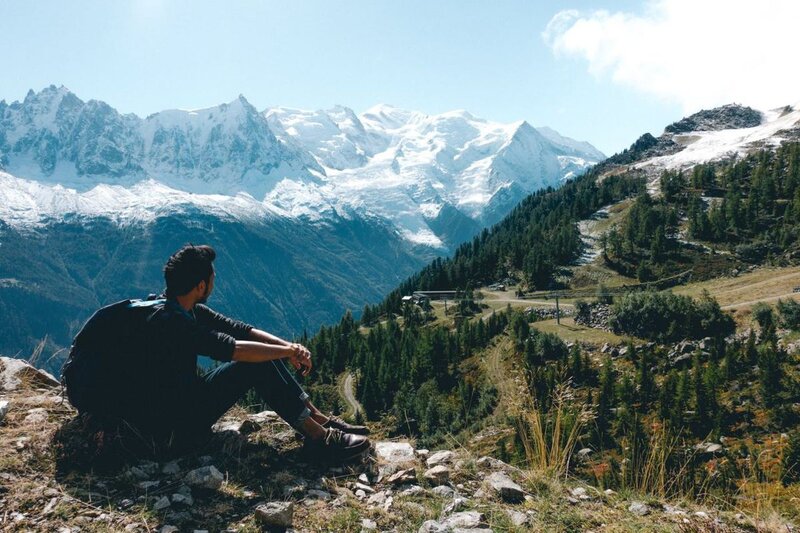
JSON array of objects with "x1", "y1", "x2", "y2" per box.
[
  {"x1": 375, "y1": 441, "x2": 416, "y2": 463},
  {"x1": 0, "y1": 357, "x2": 60, "y2": 392},
  {"x1": 255, "y1": 501, "x2": 294, "y2": 529},
  {"x1": 0, "y1": 400, "x2": 9, "y2": 423}
]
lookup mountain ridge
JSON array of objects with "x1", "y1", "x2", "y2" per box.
[{"x1": 0, "y1": 85, "x2": 604, "y2": 251}]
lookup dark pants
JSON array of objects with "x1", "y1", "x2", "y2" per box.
[
  {"x1": 193, "y1": 359, "x2": 311, "y2": 431},
  {"x1": 126, "y1": 359, "x2": 312, "y2": 456}
]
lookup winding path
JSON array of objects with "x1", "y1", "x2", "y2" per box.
[{"x1": 339, "y1": 372, "x2": 365, "y2": 419}]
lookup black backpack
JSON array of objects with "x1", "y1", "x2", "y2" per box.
[{"x1": 62, "y1": 298, "x2": 165, "y2": 417}]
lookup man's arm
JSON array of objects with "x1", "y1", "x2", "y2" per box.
[
  {"x1": 248, "y1": 328, "x2": 292, "y2": 347},
  {"x1": 234, "y1": 330, "x2": 313, "y2": 375}
]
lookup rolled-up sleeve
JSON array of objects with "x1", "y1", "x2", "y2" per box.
[{"x1": 194, "y1": 305, "x2": 254, "y2": 340}]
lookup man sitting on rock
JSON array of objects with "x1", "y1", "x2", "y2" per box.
[{"x1": 125, "y1": 244, "x2": 370, "y2": 462}]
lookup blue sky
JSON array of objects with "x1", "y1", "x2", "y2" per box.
[{"x1": 2, "y1": 1, "x2": 795, "y2": 155}]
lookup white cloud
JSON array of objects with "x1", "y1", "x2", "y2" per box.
[{"x1": 543, "y1": 0, "x2": 800, "y2": 112}]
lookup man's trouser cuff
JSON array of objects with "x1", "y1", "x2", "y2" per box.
[{"x1": 291, "y1": 406, "x2": 312, "y2": 430}]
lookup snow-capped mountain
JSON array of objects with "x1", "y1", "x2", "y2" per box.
[
  {"x1": 636, "y1": 103, "x2": 800, "y2": 172},
  {"x1": 267, "y1": 104, "x2": 605, "y2": 246},
  {"x1": 0, "y1": 87, "x2": 604, "y2": 250},
  {"x1": 0, "y1": 85, "x2": 322, "y2": 198}
]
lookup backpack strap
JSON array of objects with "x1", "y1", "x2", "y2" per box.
[{"x1": 128, "y1": 299, "x2": 166, "y2": 309}]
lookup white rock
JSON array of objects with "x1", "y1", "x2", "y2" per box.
[
  {"x1": 400, "y1": 485, "x2": 425, "y2": 497},
  {"x1": 306, "y1": 489, "x2": 331, "y2": 501},
  {"x1": 444, "y1": 511, "x2": 485, "y2": 529},
  {"x1": 0, "y1": 400, "x2": 9, "y2": 423},
  {"x1": 171, "y1": 493, "x2": 194, "y2": 506},
  {"x1": 423, "y1": 465, "x2": 451, "y2": 484},
  {"x1": 426, "y1": 450, "x2": 456, "y2": 467},
  {"x1": 570, "y1": 487, "x2": 591, "y2": 500},
  {"x1": 255, "y1": 501, "x2": 294, "y2": 529},
  {"x1": 506, "y1": 509, "x2": 530, "y2": 527},
  {"x1": 628, "y1": 501, "x2": 650, "y2": 516},
  {"x1": 161, "y1": 461, "x2": 181, "y2": 475},
  {"x1": 431, "y1": 485, "x2": 456, "y2": 498},
  {"x1": 248, "y1": 410, "x2": 279, "y2": 424},
  {"x1": 367, "y1": 490, "x2": 388, "y2": 506},
  {"x1": 159, "y1": 526, "x2": 179, "y2": 533},
  {"x1": 184, "y1": 466, "x2": 224, "y2": 490},
  {"x1": 486, "y1": 471, "x2": 525, "y2": 503},
  {"x1": 153, "y1": 496, "x2": 171, "y2": 511},
  {"x1": 0, "y1": 356, "x2": 60, "y2": 391},
  {"x1": 361, "y1": 518, "x2": 378, "y2": 530},
  {"x1": 354, "y1": 482, "x2": 375, "y2": 494},
  {"x1": 442, "y1": 495, "x2": 468, "y2": 514},
  {"x1": 375, "y1": 441, "x2": 415, "y2": 463}
]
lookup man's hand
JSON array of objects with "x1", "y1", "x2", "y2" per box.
[{"x1": 289, "y1": 343, "x2": 313, "y2": 376}]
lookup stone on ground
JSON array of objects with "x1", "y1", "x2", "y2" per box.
[
  {"x1": 628, "y1": 501, "x2": 651, "y2": 516},
  {"x1": 255, "y1": 501, "x2": 294, "y2": 529},
  {"x1": 184, "y1": 466, "x2": 224, "y2": 490},
  {"x1": 375, "y1": 441, "x2": 415, "y2": 463},
  {"x1": 486, "y1": 471, "x2": 525, "y2": 503},
  {"x1": 426, "y1": 450, "x2": 456, "y2": 467},
  {"x1": 423, "y1": 465, "x2": 450, "y2": 484}
]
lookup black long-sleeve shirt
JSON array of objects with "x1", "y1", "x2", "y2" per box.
[{"x1": 134, "y1": 299, "x2": 254, "y2": 427}]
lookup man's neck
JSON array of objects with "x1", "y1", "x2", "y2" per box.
[{"x1": 175, "y1": 294, "x2": 196, "y2": 312}]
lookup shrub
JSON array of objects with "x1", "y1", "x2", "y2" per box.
[
  {"x1": 777, "y1": 298, "x2": 800, "y2": 330},
  {"x1": 609, "y1": 290, "x2": 734, "y2": 342}
]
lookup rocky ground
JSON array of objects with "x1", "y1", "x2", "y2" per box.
[{"x1": 0, "y1": 356, "x2": 787, "y2": 532}]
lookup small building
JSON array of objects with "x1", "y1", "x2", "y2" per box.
[{"x1": 413, "y1": 290, "x2": 457, "y2": 301}]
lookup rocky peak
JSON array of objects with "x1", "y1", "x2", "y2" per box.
[{"x1": 664, "y1": 103, "x2": 763, "y2": 134}]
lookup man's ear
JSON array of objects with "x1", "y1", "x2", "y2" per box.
[{"x1": 196, "y1": 280, "x2": 207, "y2": 295}]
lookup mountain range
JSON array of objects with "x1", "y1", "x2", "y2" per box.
[
  {"x1": 0, "y1": 85, "x2": 603, "y2": 371},
  {"x1": 0, "y1": 85, "x2": 603, "y2": 248}
]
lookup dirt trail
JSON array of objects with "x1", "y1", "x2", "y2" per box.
[
  {"x1": 482, "y1": 336, "x2": 529, "y2": 418},
  {"x1": 338, "y1": 371, "x2": 364, "y2": 419}
]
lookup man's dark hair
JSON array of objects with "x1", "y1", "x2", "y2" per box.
[{"x1": 164, "y1": 244, "x2": 216, "y2": 298}]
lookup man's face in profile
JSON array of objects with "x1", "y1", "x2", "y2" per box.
[{"x1": 198, "y1": 270, "x2": 215, "y2": 304}]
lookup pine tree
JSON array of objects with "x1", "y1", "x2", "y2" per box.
[
  {"x1": 570, "y1": 344, "x2": 583, "y2": 384},
  {"x1": 674, "y1": 368, "x2": 690, "y2": 428},
  {"x1": 637, "y1": 347, "x2": 655, "y2": 408},
  {"x1": 758, "y1": 343, "x2": 783, "y2": 409},
  {"x1": 659, "y1": 371, "x2": 678, "y2": 421},
  {"x1": 596, "y1": 356, "x2": 615, "y2": 446},
  {"x1": 693, "y1": 350, "x2": 709, "y2": 429}
]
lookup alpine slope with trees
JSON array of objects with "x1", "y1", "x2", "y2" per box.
[{"x1": 294, "y1": 102, "x2": 800, "y2": 525}]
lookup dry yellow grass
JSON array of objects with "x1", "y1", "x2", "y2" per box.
[
  {"x1": 673, "y1": 265, "x2": 800, "y2": 310},
  {"x1": 532, "y1": 317, "x2": 630, "y2": 345}
]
